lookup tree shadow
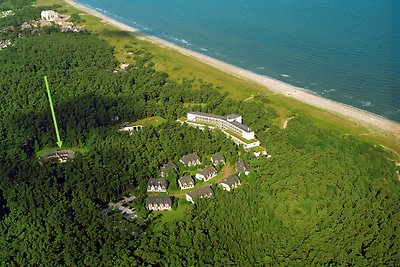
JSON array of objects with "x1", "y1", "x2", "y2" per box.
[{"x1": 10, "y1": 93, "x2": 139, "y2": 157}]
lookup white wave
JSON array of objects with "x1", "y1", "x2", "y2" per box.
[
  {"x1": 257, "y1": 66, "x2": 265, "y2": 70},
  {"x1": 360, "y1": 101, "x2": 372, "y2": 107},
  {"x1": 95, "y1": 8, "x2": 108, "y2": 14},
  {"x1": 181, "y1": 39, "x2": 191, "y2": 45},
  {"x1": 281, "y1": 74, "x2": 290, "y2": 77},
  {"x1": 200, "y1": 47, "x2": 208, "y2": 51},
  {"x1": 327, "y1": 89, "x2": 336, "y2": 92},
  {"x1": 343, "y1": 94, "x2": 353, "y2": 99}
]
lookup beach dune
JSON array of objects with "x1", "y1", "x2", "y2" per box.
[{"x1": 64, "y1": 0, "x2": 400, "y2": 136}]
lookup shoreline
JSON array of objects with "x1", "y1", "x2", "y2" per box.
[{"x1": 64, "y1": 0, "x2": 400, "y2": 135}]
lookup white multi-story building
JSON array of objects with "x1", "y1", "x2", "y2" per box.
[
  {"x1": 41, "y1": 10, "x2": 59, "y2": 22},
  {"x1": 186, "y1": 112, "x2": 260, "y2": 149}
]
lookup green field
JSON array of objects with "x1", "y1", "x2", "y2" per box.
[{"x1": 127, "y1": 116, "x2": 166, "y2": 127}]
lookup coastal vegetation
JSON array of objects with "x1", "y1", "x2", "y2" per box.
[{"x1": 0, "y1": 0, "x2": 399, "y2": 265}]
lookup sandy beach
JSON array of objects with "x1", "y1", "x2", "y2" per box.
[{"x1": 65, "y1": 0, "x2": 400, "y2": 136}]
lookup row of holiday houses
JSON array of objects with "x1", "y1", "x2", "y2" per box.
[
  {"x1": 149, "y1": 152, "x2": 249, "y2": 191},
  {"x1": 146, "y1": 174, "x2": 241, "y2": 211},
  {"x1": 145, "y1": 152, "x2": 250, "y2": 211}
]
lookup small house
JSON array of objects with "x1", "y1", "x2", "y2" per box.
[
  {"x1": 160, "y1": 162, "x2": 178, "y2": 177},
  {"x1": 145, "y1": 196, "x2": 172, "y2": 211},
  {"x1": 40, "y1": 10, "x2": 59, "y2": 21},
  {"x1": 180, "y1": 153, "x2": 201, "y2": 167},
  {"x1": 220, "y1": 175, "x2": 241, "y2": 191},
  {"x1": 186, "y1": 186, "x2": 213, "y2": 203},
  {"x1": 39, "y1": 150, "x2": 75, "y2": 163},
  {"x1": 178, "y1": 175, "x2": 195, "y2": 189},
  {"x1": 119, "y1": 123, "x2": 143, "y2": 132},
  {"x1": 235, "y1": 160, "x2": 250, "y2": 176},
  {"x1": 147, "y1": 178, "x2": 168, "y2": 192},
  {"x1": 211, "y1": 153, "x2": 225, "y2": 166},
  {"x1": 195, "y1": 166, "x2": 217, "y2": 181}
]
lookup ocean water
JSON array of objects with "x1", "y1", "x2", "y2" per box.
[{"x1": 77, "y1": 0, "x2": 400, "y2": 122}]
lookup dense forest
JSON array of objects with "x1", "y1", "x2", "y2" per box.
[{"x1": 0, "y1": 1, "x2": 399, "y2": 265}]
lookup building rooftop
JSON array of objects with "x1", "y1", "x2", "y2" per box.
[
  {"x1": 180, "y1": 153, "x2": 200, "y2": 164},
  {"x1": 226, "y1": 114, "x2": 241, "y2": 120},
  {"x1": 145, "y1": 196, "x2": 172, "y2": 206},
  {"x1": 187, "y1": 186, "x2": 213, "y2": 201},
  {"x1": 39, "y1": 150, "x2": 75, "y2": 162},
  {"x1": 189, "y1": 111, "x2": 225, "y2": 120},
  {"x1": 220, "y1": 175, "x2": 241, "y2": 187},
  {"x1": 147, "y1": 178, "x2": 168, "y2": 188},
  {"x1": 230, "y1": 121, "x2": 252, "y2": 133},
  {"x1": 211, "y1": 153, "x2": 225, "y2": 163},
  {"x1": 236, "y1": 160, "x2": 250, "y2": 172},
  {"x1": 160, "y1": 162, "x2": 178, "y2": 173},
  {"x1": 178, "y1": 175, "x2": 194, "y2": 186},
  {"x1": 198, "y1": 166, "x2": 217, "y2": 177}
]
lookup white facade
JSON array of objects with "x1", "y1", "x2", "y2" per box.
[
  {"x1": 179, "y1": 154, "x2": 201, "y2": 166},
  {"x1": 147, "y1": 203, "x2": 171, "y2": 211},
  {"x1": 1, "y1": 10, "x2": 13, "y2": 19},
  {"x1": 239, "y1": 171, "x2": 250, "y2": 176},
  {"x1": 226, "y1": 133, "x2": 260, "y2": 149},
  {"x1": 220, "y1": 180, "x2": 241, "y2": 191},
  {"x1": 185, "y1": 192, "x2": 212, "y2": 203},
  {"x1": 179, "y1": 158, "x2": 201, "y2": 166},
  {"x1": 147, "y1": 179, "x2": 168, "y2": 192},
  {"x1": 186, "y1": 194, "x2": 194, "y2": 203},
  {"x1": 147, "y1": 185, "x2": 166, "y2": 192},
  {"x1": 178, "y1": 180, "x2": 194, "y2": 189},
  {"x1": 178, "y1": 176, "x2": 195, "y2": 189},
  {"x1": 119, "y1": 125, "x2": 143, "y2": 132},
  {"x1": 41, "y1": 10, "x2": 59, "y2": 21},
  {"x1": 195, "y1": 172, "x2": 216, "y2": 181},
  {"x1": 253, "y1": 150, "x2": 269, "y2": 158},
  {"x1": 146, "y1": 196, "x2": 172, "y2": 211}
]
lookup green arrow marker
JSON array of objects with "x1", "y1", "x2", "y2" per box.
[{"x1": 44, "y1": 76, "x2": 63, "y2": 148}]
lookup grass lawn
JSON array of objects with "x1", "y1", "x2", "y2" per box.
[
  {"x1": 183, "y1": 102, "x2": 207, "y2": 108},
  {"x1": 251, "y1": 146, "x2": 267, "y2": 153},
  {"x1": 34, "y1": 0, "x2": 400, "y2": 159},
  {"x1": 223, "y1": 129, "x2": 258, "y2": 144},
  {"x1": 177, "y1": 117, "x2": 187, "y2": 123},
  {"x1": 150, "y1": 198, "x2": 191, "y2": 230},
  {"x1": 127, "y1": 116, "x2": 166, "y2": 127}
]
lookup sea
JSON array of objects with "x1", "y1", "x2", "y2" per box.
[{"x1": 77, "y1": 0, "x2": 400, "y2": 122}]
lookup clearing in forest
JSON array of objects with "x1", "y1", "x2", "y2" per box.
[{"x1": 127, "y1": 116, "x2": 166, "y2": 127}]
